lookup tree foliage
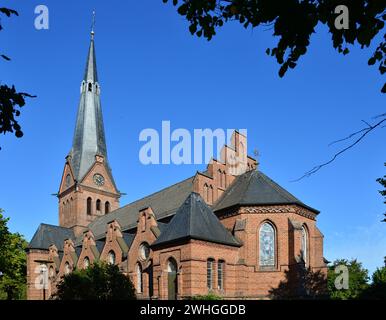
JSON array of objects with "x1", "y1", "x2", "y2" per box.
[
  {"x1": 0, "y1": 209, "x2": 27, "y2": 300},
  {"x1": 327, "y1": 259, "x2": 369, "y2": 299},
  {"x1": 377, "y1": 163, "x2": 386, "y2": 222},
  {"x1": 163, "y1": 0, "x2": 386, "y2": 93},
  {"x1": 0, "y1": 7, "x2": 35, "y2": 149},
  {"x1": 53, "y1": 262, "x2": 136, "y2": 300}
]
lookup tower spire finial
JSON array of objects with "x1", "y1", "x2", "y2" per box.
[{"x1": 91, "y1": 9, "x2": 96, "y2": 39}]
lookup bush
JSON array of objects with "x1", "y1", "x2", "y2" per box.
[
  {"x1": 53, "y1": 262, "x2": 136, "y2": 300},
  {"x1": 190, "y1": 293, "x2": 223, "y2": 300}
]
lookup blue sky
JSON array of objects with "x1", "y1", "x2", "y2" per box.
[{"x1": 1, "y1": 1, "x2": 385, "y2": 274}]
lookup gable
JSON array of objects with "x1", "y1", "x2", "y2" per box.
[
  {"x1": 80, "y1": 160, "x2": 119, "y2": 195},
  {"x1": 58, "y1": 162, "x2": 76, "y2": 194}
]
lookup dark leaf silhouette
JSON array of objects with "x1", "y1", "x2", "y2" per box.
[
  {"x1": 0, "y1": 7, "x2": 34, "y2": 149},
  {"x1": 269, "y1": 263, "x2": 328, "y2": 300},
  {"x1": 162, "y1": 0, "x2": 385, "y2": 93},
  {"x1": 0, "y1": 8, "x2": 19, "y2": 17}
]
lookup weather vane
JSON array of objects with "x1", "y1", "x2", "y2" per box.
[{"x1": 91, "y1": 10, "x2": 96, "y2": 38}]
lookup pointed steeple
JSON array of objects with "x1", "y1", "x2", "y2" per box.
[
  {"x1": 83, "y1": 34, "x2": 98, "y2": 83},
  {"x1": 84, "y1": 11, "x2": 98, "y2": 83},
  {"x1": 68, "y1": 27, "x2": 115, "y2": 186}
]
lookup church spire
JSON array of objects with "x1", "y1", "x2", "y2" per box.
[
  {"x1": 84, "y1": 10, "x2": 98, "y2": 83},
  {"x1": 68, "y1": 22, "x2": 114, "y2": 186}
]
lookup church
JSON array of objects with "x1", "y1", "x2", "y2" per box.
[{"x1": 26, "y1": 29, "x2": 327, "y2": 300}]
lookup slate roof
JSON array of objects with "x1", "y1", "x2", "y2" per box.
[
  {"x1": 27, "y1": 224, "x2": 75, "y2": 251},
  {"x1": 152, "y1": 192, "x2": 241, "y2": 248},
  {"x1": 69, "y1": 34, "x2": 116, "y2": 188},
  {"x1": 87, "y1": 176, "x2": 194, "y2": 240},
  {"x1": 122, "y1": 232, "x2": 135, "y2": 249},
  {"x1": 213, "y1": 170, "x2": 319, "y2": 213}
]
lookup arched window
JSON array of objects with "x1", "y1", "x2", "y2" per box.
[
  {"x1": 218, "y1": 169, "x2": 223, "y2": 188},
  {"x1": 223, "y1": 171, "x2": 226, "y2": 187},
  {"x1": 65, "y1": 174, "x2": 71, "y2": 187},
  {"x1": 105, "y1": 201, "x2": 110, "y2": 214},
  {"x1": 217, "y1": 260, "x2": 225, "y2": 290},
  {"x1": 87, "y1": 197, "x2": 92, "y2": 215},
  {"x1": 301, "y1": 225, "x2": 308, "y2": 265},
  {"x1": 108, "y1": 250, "x2": 116, "y2": 265},
  {"x1": 136, "y1": 263, "x2": 143, "y2": 293},
  {"x1": 64, "y1": 262, "x2": 71, "y2": 275},
  {"x1": 88, "y1": 82, "x2": 92, "y2": 92},
  {"x1": 96, "y1": 199, "x2": 101, "y2": 212},
  {"x1": 83, "y1": 257, "x2": 90, "y2": 269},
  {"x1": 203, "y1": 184, "x2": 208, "y2": 202},
  {"x1": 207, "y1": 258, "x2": 214, "y2": 290},
  {"x1": 259, "y1": 222, "x2": 276, "y2": 267},
  {"x1": 167, "y1": 258, "x2": 177, "y2": 273},
  {"x1": 208, "y1": 186, "x2": 212, "y2": 204},
  {"x1": 167, "y1": 258, "x2": 178, "y2": 299}
]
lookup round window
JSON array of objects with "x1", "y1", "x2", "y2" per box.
[{"x1": 139, "y1": 243, "x2": 150, "y2": 261}]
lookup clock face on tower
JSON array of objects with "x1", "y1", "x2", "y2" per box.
[{"x1": 93, "y1": 174, "x2": 105, "y2": 186}]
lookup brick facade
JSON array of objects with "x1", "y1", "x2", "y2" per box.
[
  {"x1": 26, "y1": 131, "x2": 326, "y2": 300},
  {"x1": 26, "y1": 33, "x2": 327, "y2": 300}
]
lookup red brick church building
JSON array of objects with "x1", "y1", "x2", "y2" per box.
[{"x1": 26, "y1": 30, "x2": 327, "y2": 300}]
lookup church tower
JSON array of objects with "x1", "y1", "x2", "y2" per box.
[{"x1": 58, "y1": 28, "x2": 120, "y2": 236}]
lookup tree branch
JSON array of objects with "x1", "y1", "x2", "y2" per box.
[{"x1": 293, "y1": 115, "x2": 386, "y2": 182}]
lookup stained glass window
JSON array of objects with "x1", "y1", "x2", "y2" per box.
[{"x1": 259, "y1": 222, "x2": 275, "y2": 267}]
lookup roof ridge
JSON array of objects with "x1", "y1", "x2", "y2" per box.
[
  {"x1": 257, "y1": 171, "x2": 302, "y2": 203},
  {"x1": 39, "y1": 223, "x2": 72, "y2": 230},
  {"x1": 238, "y1": 170, "x2": 256, "y2": 203},
  {"x1": 108, "y1": 175, "x2": 194, "y2": 214}
]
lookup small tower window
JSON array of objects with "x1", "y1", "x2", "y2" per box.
[
  {"x1": 96, "y1": 199, "x2": 101, "y2": 212},
  {"x1": 87, "y1": 197, "x2": 92, "y2": 215},
  {"x1": 83, "y1": 257, "x2": 90, "y2": 269},
  {"x1": 105, "y1": 201, "x2": 110, "y2": 214},
  {"x1": 88, "y1": 82, "x2": 92, "y2": 92},
  {"x1": 108, "y1": 250, "x2": 116, "y2": 265}
]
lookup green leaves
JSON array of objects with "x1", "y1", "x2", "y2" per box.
[
  {"x1": 54, "y1": 262, "x2": 136, "y2": 300},
  {"x1": 328, "y1": 259, "x2": 370, "y2": 300},
  {"x1": 162, "y1": 0, "x2": 386, "y2": 93},
  {"x1": 0, "y1": 211, "x2": 27, "y2": 300}
]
